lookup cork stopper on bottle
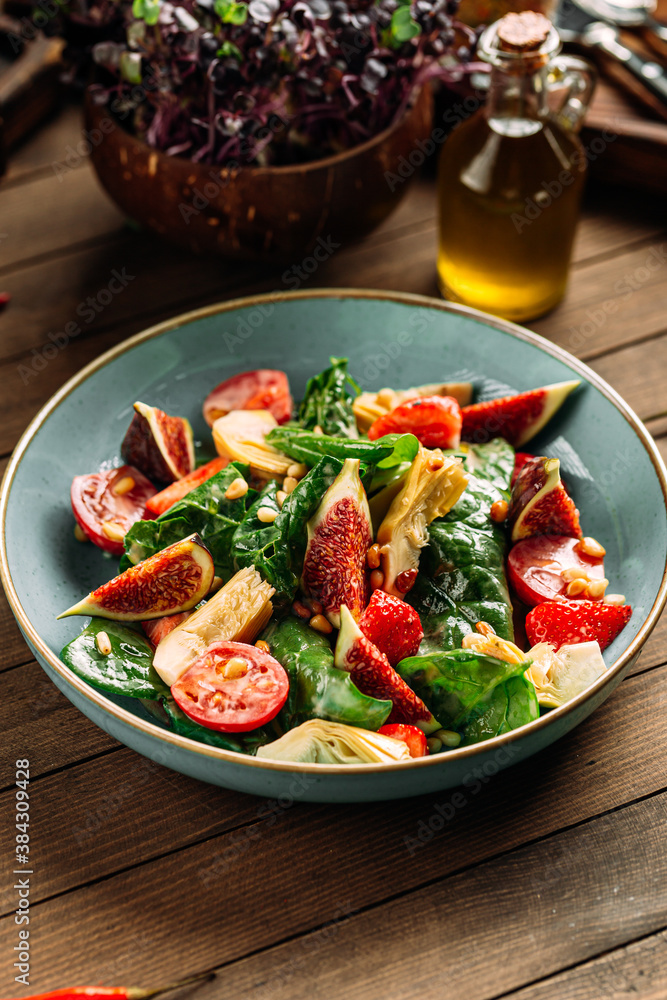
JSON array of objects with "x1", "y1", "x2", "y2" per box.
[{"x1": 496, "y1": 11, "x2": 552, "y2": 52}]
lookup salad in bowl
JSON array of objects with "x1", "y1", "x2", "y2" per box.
[{"x1": 58, "y1": 358, "x2": 633, "y2": 765}]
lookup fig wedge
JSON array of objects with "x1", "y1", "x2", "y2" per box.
[
  {"x1": 121, "y1": 401, "x2": 195, "y2": 483},
  {"x1": 376, "y1": 446, "x2": 468, "y2": 597},
  {"x1": 508, "y1": 456, "x2": 581, "y2": 542},
  {"x1": 212, "y1": 409, "x2": 292, "y2": 478},
  {"x1": 58, "y1": 534, "x2": 214, "y2": 621},
  {"x1": 460, "y1": 381, "x2": 580, "y2": 447},
  {"x1": 335, "y1": 606, "x2": 440, "y2": 734},
  {"x1": 354, "y1": 382, "x2": 473, "y2": 434},
  {"x1": 153, "y1": 566, "x2": 275, "y2": 686},
  {"x1": 301, "y1": 458, "x2": 372, "y2": 627}
]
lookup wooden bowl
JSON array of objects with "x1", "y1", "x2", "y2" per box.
[{"x1": 85, "y1": 86, "x2": 433, "y2": 262}]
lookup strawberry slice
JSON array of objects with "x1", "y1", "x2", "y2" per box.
[
  {"x1": 335, "y1": 606, "x2": 440, "y2": 733},
  {"x1": 142, "y1": 611, "x2": 192, "y2": 648},
  {"x1": 358, "y1": 590, "x2": 424, "y2": 666},
  {"x1": 526, "y1": 600, "x2": 632, "y2": 651},
  {"x1": 144, "y1": 457, "x2": 229, "y2": 518},
  {"x1": 461, "y1": 381, "x2": 580, "y2": 447}
]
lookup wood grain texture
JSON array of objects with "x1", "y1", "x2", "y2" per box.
[
  {"x1": 1, "y1": 661, "x2": 665, "y2": 989},
  {"x1": 498, "y1": 929, "x2": 667, "y2": 1000},
  {"x1": 1, "y1": 658, "x2": 665, "y2": 909}
]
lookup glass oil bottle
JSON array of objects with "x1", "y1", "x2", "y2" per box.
[{"x1": 437, "y1": 12, "x2": 596, "y2": 322}]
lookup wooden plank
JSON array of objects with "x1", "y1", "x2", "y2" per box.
[
  {"x1": 587, "y1": 332, "x2": 667, "y2": 424},
  {"x1": 173, "y1": 793, "x2": 667, "y2": 1000},
  {"x1": 3, "y1": 102, "x2": 83, "y2": 186},
  {"x1": 532, "y1": 238, "x2": 667, "y2": 359},
  {"x1": 0, "y1": 660, "x2": 118, "y2": 787},
  {"x1": 0, "y1": 164, "x2": 126, "y2": 273},
  {"x1": 1, "y1": 662, "x2": 665, "y2": 987},
  {"x1": 0, "y1": 744, "x2": 260, "y2": 913},
  {"x1": 496, "y1": 929, "x2": 667, "y2": 1000}
]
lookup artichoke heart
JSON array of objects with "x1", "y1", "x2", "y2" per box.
[
  {"x1": 524, "y1": 641, "x2": 607, "y2": 709},
  {"x1": 212, "y1": 409, "x2": 292, "y2": 477},
  {"x1": 256, "y1": 719, "x2": 411, "y2": 763},
  {"x1": 153, "y1": 566, "x2": 275, "y2": 686},
  {"x1": 353, "y1": 382, "x2": 473, "y2": 433},
  {"x1": 377, "y1": 447, "x2": 468, "y2": 597}
]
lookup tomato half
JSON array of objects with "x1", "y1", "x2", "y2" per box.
[
  {"x1": 378, "y1": 723, "x2": 428, "y2": 758},
  {"x1": 171, "y1": 641, "x2": 289, "y2": 732},
  {"x1": 203, "y1": 369, "x2": 293, "y2": 427},
  {"x1": 144, "y1": 457, "x2": 229, "y2": 518},
  {"x1": 368, "y1": 396, "x2": 462, "y2": 449},
  {"x1": 71, "y1": 465, "x2": 156, "y2": 555},
  {"x1": 507, "y1": 534, "x2": 605, "y2": 607}
]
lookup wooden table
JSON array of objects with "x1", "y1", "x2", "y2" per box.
[{"x1": 1, "y1": 98, "x2": 666, "y2": 999}]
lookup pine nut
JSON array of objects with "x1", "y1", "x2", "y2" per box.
[
  {"x1": 276, "y1": 490, "x2": 287, "y2": 508},
  {"x1": 308, "y1": 599, "x2": 323, "y2": 615},
  {"x1": 209, "y1": 576, "x2": 223, "y2": 594},
  {"x1": 605, "y1": 593, "x2": 626, "y2": 605},
  {"x1": 586, "y1": 578, "x2": 609, "y2": 599},
  {"x1": 561, "y1": 567, "x2": 589, "y2": 582},
  {"x1": 367, "y1": 543, "x2": 381, "y2": 569},
  {"x1": 370, "y1": 569, "x2": 384, "y2": 590},
  {"x1": 313, "y1": 426, "x2": 324, "y2": 435},
  {"x1": 223, "y1": 657, "x2": 249, "y2": 679},
  {"x1": 255, "y1": 639, "x2": 271, "y2": 653},
  {"x1": 283, "y1": 476, "x2": 299, "y2": 494},
  {"x1": 292, "y1": 600, "x2": 311, "y2": 620},
  {"x1": 257, "y1": 506, "x2": 278, "y2": 523},
  {"x1": 577, "y1": 536, "x2": 606, "y2": 559},
  {"x1": 566, "y1": 578, "x2": 588, "y2": 597},
  {"x1": 490, "y1": 499, "x2": 509, "y2": 522},
  {"x1": 310, "y1": 614, "x2": 333, "y2": 634},
  {"x1": 74, "y1": 523, "x2": 89, "y2": 543},
  {"x1": 287, "y1": 463, "x2": 308, "y2": 479},
  {"x1": 101, "y1": 521, "x2": 126, "y2": 542},
  {"x1": 112, "y1": 475, "x2": 135, "y2": 496},
  {"x1": 437, "y1": 729, "x2": 461, "y2": 748},
  {"x1": 95, "y1": 631, "x2": 112, "y2": 656},
  {"x1": 225, "y1": 477, "x2": 249, "y2": 500},
  {"x1": 475, "y1": 621, "x2": 496, "y2": 637}
]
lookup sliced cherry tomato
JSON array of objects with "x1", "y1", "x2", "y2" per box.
[
  {"x1": 368, "y1": 396, "x2": 462, "y2": 449},
  {"x1": 507, "y1": 534, "x2": 605, "y2": 607},
  {"x1": 203, "y1": 369, "x2": 293, "y2": 427},
  {"x1": 378, "y1": 723, "x2": 428, "y2": 758},
  {"x1": 71, "y1": 465, "x2": 156, "y2": 555},
  {"x1": 144, "y1": 457, "x2": 229, "y2": 518},
  {"x1": 511, "y1": 452, "x2": 535, "y2": 487},
  {"x1": 171, "y1": 641, "x2": 289, "y2": 732}
]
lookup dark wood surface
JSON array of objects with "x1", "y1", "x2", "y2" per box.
[{"x1": 0, "y1": 98, "x2": 666, "y2": 998}]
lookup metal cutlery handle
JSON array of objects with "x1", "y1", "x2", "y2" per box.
[{"x1": 584, "y1": 22, "x2": 667, "y2": 107}]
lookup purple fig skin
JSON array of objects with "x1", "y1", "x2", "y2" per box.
[{"x1": 121, "y1": 402, "x2": 194, "y2": 485}]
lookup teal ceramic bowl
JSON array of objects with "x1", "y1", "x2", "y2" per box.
[{"x1": 2, "y1": 290, "x2": 666, "y2": 802}]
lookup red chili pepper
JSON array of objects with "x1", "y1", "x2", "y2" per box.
[{"x1": 0, "y1": 971, "x2": 214, "y2": 1000}]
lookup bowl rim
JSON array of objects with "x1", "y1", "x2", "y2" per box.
[
  {"x1": 2, "y1": 288, "x2": 666, "y2": 777},
  {"x1": 85, "y1": 83, "x2": 431, "y2": 177}
]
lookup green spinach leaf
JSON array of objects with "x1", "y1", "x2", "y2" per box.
[
  {"x1": 297, "y1": 356, "x2": 360, "y2": 437},
  {"x1": 60, "y1": 618, "x2": 168, "y2": 699},
  {"x1": 232, "y1": 480, "x2": 297, "y2": 598},
  {"x1": 461, "y1": 675, "x2": 539, "y2": 745},
  {"x1": 123, "y1": 463, "x2": 254, "y2": 578},
  {"x1": 396, "y1": 648, "x2": 530, "y2": 730},
  {"x1": 262, "y1": 617, "x2": 392, "y2": 731},
  {"x1": 267, "y1": 427, "x2": 418, "y2": 471}
]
